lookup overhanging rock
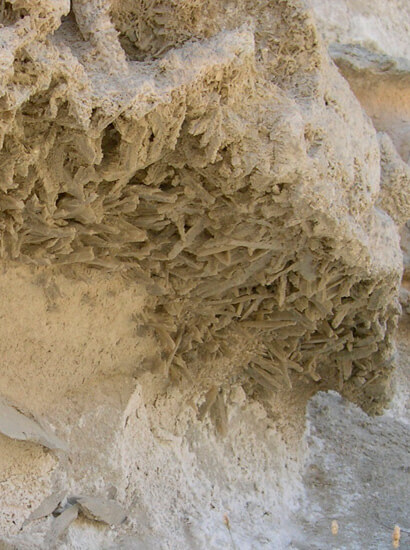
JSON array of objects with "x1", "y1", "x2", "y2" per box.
[{"x1": 0, "y1": 0, "x2": 405, "y2": 422}]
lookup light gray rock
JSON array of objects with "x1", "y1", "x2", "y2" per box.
[
  {"x1": 0, "y1": 397, "x2": 68, "y2": 451},
  {"x1": 24, "y1": 491, "x2": 67, "y2": 524},
  {"x1": 46, "y1": 504, "x2": 79, "y2": 545},
  {"x1": 0, "y1": 1, "x2": 408, "y2": 549},
  {"x1": 77, "y1": 496, "x2": 127, "y2": 526},
  {"x1": 292, "y1": 391, "x2": 410, "y2": 550}
]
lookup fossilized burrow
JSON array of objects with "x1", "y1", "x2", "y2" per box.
[{"x1": 0, "y1": 0, "x2": 407, "y2": 425}]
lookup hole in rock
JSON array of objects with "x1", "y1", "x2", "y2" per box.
[{"x1": 100, "y1": 123, "x2": 122, "y2": 166}]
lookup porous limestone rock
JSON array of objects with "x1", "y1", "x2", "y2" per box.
[{"x1": 0, "y1": 0, "x2": 408, "y2": 548}]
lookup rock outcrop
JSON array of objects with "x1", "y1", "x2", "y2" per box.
[{"x1": 0, "y1": 0, "x2": 408, "y2": 548}]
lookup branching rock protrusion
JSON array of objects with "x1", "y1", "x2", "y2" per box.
[{"x1": 0, "y1": 0, "x2": 406, "y2": 420}]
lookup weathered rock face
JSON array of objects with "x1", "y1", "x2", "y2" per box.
[
  {"x1": 0, "y1": 0, "x2": 406, "y2": 409},
  {"x1": 0, "y1": 1, "x2": 408, "y2": 548}
]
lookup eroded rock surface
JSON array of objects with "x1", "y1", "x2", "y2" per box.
[
  {"x1": 291, "y1": 390, "x2": 410, "y2": 550},
  {"x1": 0, "y1": 0, "x2": 405, "y2": 412},
  {"x1": 0, "y1": 0, "x2": 408, "y2": 548}
]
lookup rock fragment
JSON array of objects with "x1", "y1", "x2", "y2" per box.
[
  {"x1": 46, "y1": 504, "x2": 80, "y2": 545},
  {"x1": 0, "y1": 396, "x2": 68, "y2": 451},
  {"x1": 24, "y1": 491, "x2": 67, "y2": 524},
  {"x1": 77, "y1": 496, "x2": 127, "y2": 526}
]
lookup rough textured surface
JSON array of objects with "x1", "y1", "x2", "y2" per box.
[
  {"x1": 291, "y1": 389, "x2": 410, "y2": 550},
  {"x1": 310, "y1": 0, "x2": 410, "y2": 60},
  {"x1": 0, "y1": 0, "x2": 408, "y2": 548},
  {"x1": 0, "y1": 0, "x2": 406, "y2": 415}
]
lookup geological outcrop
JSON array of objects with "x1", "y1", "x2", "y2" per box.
[{"x1": 0, "y1": 0, "x2": 408, "y2": 548}]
